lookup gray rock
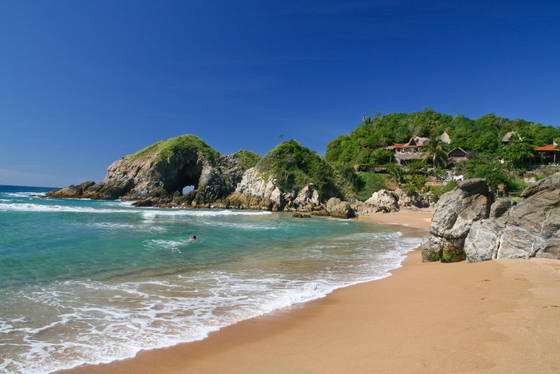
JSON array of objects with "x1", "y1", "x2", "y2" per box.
[
  {"x1": 365, "y1": 190, "x2": 399, "y2": 212},
  {"x1": 520, "y1": 172, "x2": 560, "y2": 198},
  {"x1": 489, "y1": 198, "x2": 513, "y2": 218},
  {"x1": 421, "y1": 178, "x2": 492, "y2": 262},
  {"x1": 425, "y1": 173, "x2": 560, "y2": 263},
  {"x1": 326, "y1": 197, "x2": 355, "y2": 219},
  {"x1": 394, "y1": 188, "x2": 431, "y2": 209},
  {"x1": 536, "y1": 238, "x2": 560, "y2": 259},
  {"x1": 463, "y1": 173, "x2": 560, "y2": 261},
  {"x1": 464, "y1": 220, "x2": 503, "y2": 262},
  {"x1": 227, "y1": 167, "x2": 285, "y2": 210},
  {"x1": 287, "y1": 184, "x2": 321, "y2": 211},
  {"x1": 497, "y1": 226, "x2": 546, "y2": 259},
  {"x1": 430, "y1": 179, "x2": 492, "y2": 240}
]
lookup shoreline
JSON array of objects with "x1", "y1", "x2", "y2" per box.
[
  {"x1": 56, "y1": 210, "x2": 429, "y2": 374},
  {"x1": 58, "y1": 209, "x2": 560, "y2": 374}
]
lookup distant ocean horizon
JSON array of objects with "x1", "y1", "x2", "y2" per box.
[
  {"x1": 0, "y1": 184, "x2": 59, "y2": 191},
  {"x1": 0, "y1": 185, "x2": 420, "y2": 374}
]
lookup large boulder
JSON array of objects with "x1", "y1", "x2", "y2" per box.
[
  {"x1": 463, "y1": 173, "x2": 560, "y2": 261},
  {"x1": 365, "y1": 190, "x2": 399, "y2": 212},
  {"x1": 286, "y1": 184, "x2": 321, "y2": 212},
  {"x1": 421, "y1": 178, "x2": 493, "y2": 262},
  {"x1": 361, "y1": 188, "x2": 432, "y2": 214},
  {"x1": 326, "y1": 197, "x2": 356, "y2": 219}
]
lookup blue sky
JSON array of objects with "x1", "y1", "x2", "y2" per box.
[{"x1": 1, "y1": 0, "x2": 559, "y2": 187}]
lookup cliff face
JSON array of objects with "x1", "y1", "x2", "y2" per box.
[{"x1": 422, "y1": 174, "x2": 560, "y2": 262}]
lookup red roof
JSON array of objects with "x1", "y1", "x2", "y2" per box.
[
  {"x1": 386, "y1": 144, "x2": 425, "y2": 150},
  {"x1": 536, "y1": 144, "x2": 559, "y2": 151}
]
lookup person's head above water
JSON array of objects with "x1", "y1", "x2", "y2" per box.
[{"x1": 189, "y1": 235, "x2": 197, "y2": 240}]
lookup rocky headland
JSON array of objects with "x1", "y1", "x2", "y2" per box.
[
  {"x1": 47, "y1": 135, "x2": 433, "y2": 219},
  {"x1": 421, "y1": 173, "x2": 560, "y2": 262}
]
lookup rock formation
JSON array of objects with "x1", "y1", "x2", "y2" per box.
[
  {"x1": 421, "y1": 179, "x2": 493, "y2": 262},
  {"x1": 220, "y1": 168, "x2": 285, "y2": 210},
  {"x1": 326, "y1": 198, "x2": 356, "y2": 219},
  {"x1": 47, "y1": 135, "x2": 259, "y2": 205},
  {"x1": 422, "y1": 173, "x2": 560, "y2": 263},
  {"x1": 365, "y1": 190, "x2": 399, "y2": 212},
  {"x1": 47, "y1": 136, "x2": 359, "y2": 217},
  {"x1": 357, "y1": 188, "x2": 432, "y2": 214},
  {"x1": 464, "y1": 173, "x2": 560, "y2": 261}
]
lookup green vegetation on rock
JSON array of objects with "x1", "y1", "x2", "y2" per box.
[
  {"x1": 256, "y1": 140, "x2": 344, "y2": 199},
  {"x1": 422, "y1": 248, "x2": 441, "y2": 262},
  {"x1": 127, "y1": 135, "x2": 220, "y2": 164},
  {"x1": 355, "y1": 172, "x2": 388, "y2": 201},
  {"x1": 441, "y1": 247, "x2": 466, "y2": 263},
  {"x1": 234, "y1": 150, "x2": 260, "y2": 170}
]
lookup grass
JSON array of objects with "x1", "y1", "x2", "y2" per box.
[{"x1": 126, "y1": 135, "x2": 220, "y2": 163}]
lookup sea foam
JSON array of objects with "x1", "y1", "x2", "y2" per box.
[
  {"x1": 0, "y1": 202, "x2": 272, "y2": 217},
  {"x1": 0, "y1": 233, "x2": 421, "y2": 374}
]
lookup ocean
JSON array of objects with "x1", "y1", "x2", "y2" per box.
[{"x1": 0, "y1": 185, "x2": 420, "y2": 374}]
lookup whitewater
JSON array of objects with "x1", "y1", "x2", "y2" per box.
[{"x1": 0, "y1": 185, "x2": 420, "y2": 374}]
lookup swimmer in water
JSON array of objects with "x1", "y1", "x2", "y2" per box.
[{"x1": 188, "y1": 235, "x2": 197, "y2": 241}]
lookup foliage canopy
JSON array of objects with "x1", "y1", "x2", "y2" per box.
[{"x1": 256, "y1": 140, "x2": 345, "y2": 199}]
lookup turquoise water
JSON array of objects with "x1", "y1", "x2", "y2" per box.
[{"x1": 0, "y1": 185, "x2": 420, "y2": 374}]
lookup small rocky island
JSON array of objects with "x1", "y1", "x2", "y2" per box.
[{"x1": 421, "y1": 173, "x2": 560, "y2": 262}]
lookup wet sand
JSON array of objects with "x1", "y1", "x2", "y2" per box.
[{"x1": 60, "y1": 210, "x2": 560, "y2": 374}]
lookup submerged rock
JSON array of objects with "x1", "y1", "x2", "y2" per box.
[{"x1": 293, "y1": 212, "x2": 311, "y2": 218}]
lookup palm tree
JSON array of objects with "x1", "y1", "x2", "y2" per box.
[
  {"x1": 422, "y1": 137, "x2": 448, "y2": 169},
  {"x1": 362, "y1": 116, "x2": 373, "y2": 126}
]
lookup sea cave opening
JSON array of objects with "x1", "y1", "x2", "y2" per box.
[{"x1": 182, "y1": 185, "x2": 195, "y2": 195}]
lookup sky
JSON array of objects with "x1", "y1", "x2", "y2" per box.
[{"x1": 1, "y1": 0, "x2": 559, "y2": 187}]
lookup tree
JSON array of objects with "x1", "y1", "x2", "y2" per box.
[
  {"x1": 464, "y1": 159, "x2": 512, "y2": 192},
  {"x1": 362, "y1": 115, "x2": 374, "y2": 126},
  {"x1": 499, "y1": 139, "x2": 535, "y2": 169},
  {"x1": 422, "y1": 137, "x2": 448, "y2": 169},
  {"x1": 386, "y1": 164, "x2": 405, "y2": 184}
]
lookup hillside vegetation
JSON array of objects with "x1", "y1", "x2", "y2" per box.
[
  {"x1": 326, "y1": 110, "x2": 560, "y2": 168},
  {"x1": 256, "y1": 140, "x2": 349, "y2": 199},
  {"x1": 115, "y1": 112, "x2": 559, "y2": 202}
]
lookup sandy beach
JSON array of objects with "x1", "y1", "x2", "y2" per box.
[{"x1": 59, "y1": 209, "x2": 560, "y2": 374}]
